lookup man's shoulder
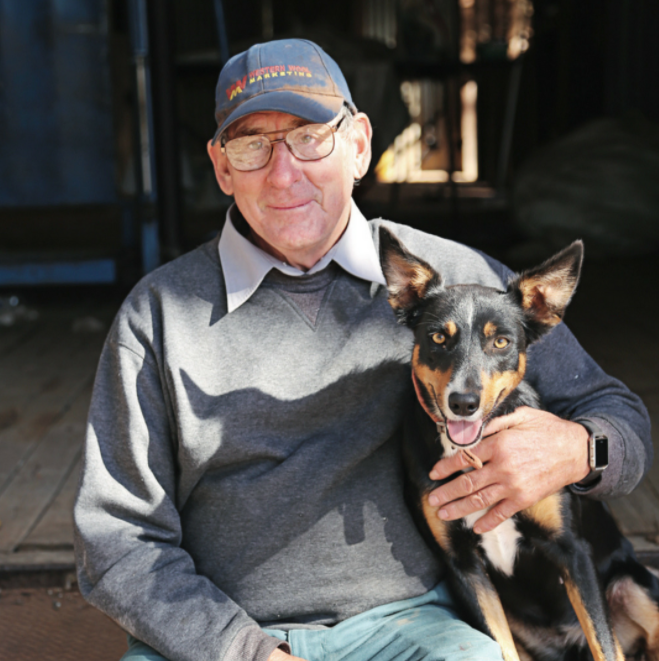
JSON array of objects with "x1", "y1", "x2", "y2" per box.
[
  {"x1": 366, "y1": 217, "x2": 511, "y2": 289},
  {"x1": 111, "y1": 235, "x2": 226, "y2": 352},
  {"x1": 125, "y1": 235, "x2": 223, "y2": 306}
]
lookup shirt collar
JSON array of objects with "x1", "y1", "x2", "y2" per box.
[{"x1": 219, "y1": 199, "x2": 386, "y2": 313}]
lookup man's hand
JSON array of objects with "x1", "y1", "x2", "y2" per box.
[
  {"x1": 427, "y1": 407, "x2": 591, "y2": 534},
  {"x1": 268, "y1": 648, "x2": 308, "y2": 661}
]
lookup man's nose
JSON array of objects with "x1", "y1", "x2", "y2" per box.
[{"x1": 265, "y1": 141, "x2": 302, "y2": 187}]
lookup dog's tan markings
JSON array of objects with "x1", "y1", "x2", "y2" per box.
[
  {"x1": 383, "y1": 251, "x2": 436, "y2": 311},
  {"x1": 523, "y1": 492, "x2": 563, "y2": 534},
  {"x1": 518, "y1": 269, "x2": 579, "y2": 328},
  {"x1": 413, "y1": 345, "x2": 452, "y2": 411},
  {"x1": 474, "y1": 579, "x2": 521, "y2": 661},
  {"x1": 445, "y1": 320, "x2": 457, "y2": 337},
  {"x1": 515, "y1": 645, "x2": 534, "y2": 661},
  {"x1": 608, "y1": 577, "x2": 659, "y2": 658},
  {"x1": 484, "y1": 321, "x2": 497, "y2": 337},
  {"x1": 564, "y1": 576, "x2": 625, "y2": 661},
  {"x1": 480, "y1": 354, "x2": 527, "y2": 416},
  {"x1": 423, "y1": 493, "x2": 519, "y2": 661},
  {"x1": 421, "y1": 494, "x2": 452, "y2": 554}
]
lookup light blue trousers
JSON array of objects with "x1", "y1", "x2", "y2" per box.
[{"x1": 121, "y1": 581, "x2": 503, "y2": 661}]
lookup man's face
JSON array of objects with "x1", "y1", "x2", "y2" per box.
[{"x1": 208, "y1": 111, "x2": 372, "y2": 270}]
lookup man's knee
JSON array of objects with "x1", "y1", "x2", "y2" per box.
[{"x1": 120, "y1": 636, "x2": 169, "y2": 661}]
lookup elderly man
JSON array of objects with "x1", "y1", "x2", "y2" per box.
[{"x1": 74, "y1": 39, "x2": 651, "y2": 661}]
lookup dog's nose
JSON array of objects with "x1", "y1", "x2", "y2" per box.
[{"x1": 448, "y1": 392, "x2": 481, "y2": 416}]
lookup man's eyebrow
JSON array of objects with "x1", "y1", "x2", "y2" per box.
[{"x1": 230, "y1": 118, "x2": 308, "y2": 138}]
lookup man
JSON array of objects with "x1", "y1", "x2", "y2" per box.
[{"x1": 74, "y1": 39, "x2": 651, "y2": 661}]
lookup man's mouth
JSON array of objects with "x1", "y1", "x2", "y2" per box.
[
  {"x1": 268, "y1": 200, "x2": 313, "y2": 211},
  {"x1": 446, "y1": 419, "x2": 484, "y2": 447}
]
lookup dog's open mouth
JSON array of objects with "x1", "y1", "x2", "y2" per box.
[{"x1": 446, "y1": 420, "x2": 484, "y2": 447}]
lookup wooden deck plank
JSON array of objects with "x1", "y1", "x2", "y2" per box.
[
  {"x1": 0, "y1": 337, "x2": 103, "y2": 495},
  {"x1": 0, "y1": 322, "x2": 40, "y2": 359},
  {"x1": 0, "y1": 314, "x2": 69, "y2": 369},
  {"x1": 0, "y1": 550, "x2": 74, "y2": 572},
  {"x1": 608, "y1": 478, "x2": 659, "y2": 536},
  {"x1": 21, "y1": 456, "x2": 82, "y2": 550},
  {"x1": 637, "y1": 392, "x2": 659, "y2": 498},
  {"x1": 0, "y1": 319, "x2": 102, "y2": 400},
  {"x1": 0, "y1": 385, "x2": 92, "y2": 553}
]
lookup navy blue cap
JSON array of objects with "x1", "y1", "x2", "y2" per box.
[{"x1": 212, "y1": 39, "x2": 356, "y2": 143}]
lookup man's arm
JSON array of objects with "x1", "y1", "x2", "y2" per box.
[
  {"x1": 425, "y1": 320, "x2": 651, "y2": 532},
  {"x1": 74, "y1": 334, "x2": 290, "y2": 661}
]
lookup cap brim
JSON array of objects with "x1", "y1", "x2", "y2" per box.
[{"x1": 212, "y1": 90, "x2": 346, "y2": 144}]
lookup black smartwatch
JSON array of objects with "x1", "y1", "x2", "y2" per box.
[{"x1": 575, "y1": 419, "x2": 609, "y2": 487}]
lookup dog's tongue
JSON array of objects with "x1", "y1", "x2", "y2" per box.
[{"x1": 447, "y1": 420, "x2": 483, "y2": 446}]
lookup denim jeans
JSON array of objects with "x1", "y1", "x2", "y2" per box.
[{"x1": 121, "y1": 581, "x2": 503, "y2": 661}]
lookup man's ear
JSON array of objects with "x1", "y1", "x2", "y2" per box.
[
  {"x1": 508, "y1": 240, "x2": 583, "y2": 341},
  {"x1": 379, "y1": 226, "x2": 441, "y2": 326},
  {"x1": 352, "y1": 113, "x2": 372, "y2": 181},
  {"x1": 207, "y1": 139, "x2": 234, "y2": 197}
]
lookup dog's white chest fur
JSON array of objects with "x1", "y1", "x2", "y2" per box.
[{"x1": 463, "y1": 509, "x2": 522, "y2": 577}]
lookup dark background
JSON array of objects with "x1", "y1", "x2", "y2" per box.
[{"x1": 0, "y1": 0, "x2": 657, "y2": 286}]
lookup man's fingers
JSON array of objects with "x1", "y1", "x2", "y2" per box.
[
  {"x1": 429, "y1": 447, "x2": 488, "y2": 481},
  {"x1": 472, "y1": 499, "x2": 521, "y2": 534},
  {"x1": 435, "y1": 484, "x2": 506, "y2": 521},
  {"x1": 483, "y1": 407, "x2": 529, "y2": 437},
  {"x1": 428, "y1": 466, "x2": 492, "y2": 508}
]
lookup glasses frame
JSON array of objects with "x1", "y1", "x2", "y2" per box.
[{"x1": 220, "y1": 116, "x2": 346, "y2": 172}]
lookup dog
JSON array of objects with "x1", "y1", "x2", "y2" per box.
[{"x1": 379, "y1": 226, "x2": 659, "y2": 661}]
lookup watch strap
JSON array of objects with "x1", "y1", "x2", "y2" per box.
[{"x1": 575, "y1": 418, "x2": 609, "y2": 487}]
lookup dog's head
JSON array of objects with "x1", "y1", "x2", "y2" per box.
[{"x1": 379, "y1": 227, "x2": 583, "y2": 449}]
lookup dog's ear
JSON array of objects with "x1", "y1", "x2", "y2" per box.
[
  {"x1": 379, "y1": 227, "x2": 442, "y2": 325},
  {"x1": 508, "y1": 241, "x2": 583, "y2": 341}
]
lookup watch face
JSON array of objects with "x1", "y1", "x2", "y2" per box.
[{"x1": 594, "y1": 437, "x2": 608, "y2": 468}]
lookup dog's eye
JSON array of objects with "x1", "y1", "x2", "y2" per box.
[
  {"x1": 494, "y1": 337, "x2": 509, "y2": 349},
  {"x1": 432, "y1": 332, "x2": 446, "y2": 345}
]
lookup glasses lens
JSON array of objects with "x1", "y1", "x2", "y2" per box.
[
  {"x1": 287, "y1": 124, "x2": 335, "y2": 161},
  {"x1": 225, "y1": 135, "x2": 272, "y2": 171}
]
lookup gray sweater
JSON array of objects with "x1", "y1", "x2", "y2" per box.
[{"x1": 74, "y1": 220, "x2": 651, "y2": 661}]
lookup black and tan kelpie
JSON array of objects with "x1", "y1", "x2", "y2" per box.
[{"x1": 379, "y1": 227, "x2": 659, "y2": 661}]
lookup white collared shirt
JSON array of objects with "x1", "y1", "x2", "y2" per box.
[{"x1": 218, "y1": 199, "x2": 386, "y2": 313}]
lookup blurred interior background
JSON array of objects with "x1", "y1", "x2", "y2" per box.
[{"x1": 1, "y1": 0, "x2": 658, "y2": 282}]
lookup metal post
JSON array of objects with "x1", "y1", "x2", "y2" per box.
[
  {"x1": 148, "y1": 0, "x2": 182, "y2": 262},
  {"x1": 213, "y1": 0, "x2": 230, "y2": 66},
  {"x1": 496, "y1": 56, "x2": 524, "y2": 191},
  {"x1": 128, "y1": 0, "x2": 160, "y2": 274}
]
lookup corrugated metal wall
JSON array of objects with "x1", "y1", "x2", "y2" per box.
[{"x1": 0, "y1": 0, "x2": 116, "y2": 206}]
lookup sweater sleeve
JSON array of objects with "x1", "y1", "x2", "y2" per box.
[
  {"x1": 481, "y1": 253, "x2": 652, "y2": 500},
  {"x1": 525, "y1": 322, "x2": 651, "y2": 499},
  {"x1": 73, "y1": 330, "x2": 290, "y2": 661}
]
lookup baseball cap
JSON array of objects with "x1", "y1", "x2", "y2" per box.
[{"x1": 212, "y1": 39, "x2": 356, "y2": 144}]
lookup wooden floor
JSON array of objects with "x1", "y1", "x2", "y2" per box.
[
  {"x1": 0, "y1": 294, "x2": 116, "y2": 572},
  {"x1": 0, "y1": 251, "x2": 658, "y2": 573}
]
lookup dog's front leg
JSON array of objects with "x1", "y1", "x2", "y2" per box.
[
  {"x1": 562, "y1": 552, "x2": 624, "y2": 661},
  {"x1": 524, "y1": 495, "x2": 624, "y2": 661},
  {"x1": 421, "y1": 495, "x2": 521, "y2": 661}
]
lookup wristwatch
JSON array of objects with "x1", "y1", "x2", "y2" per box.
[{"x1": 576, "y1": 419, "x2": 609, "y2": 487}]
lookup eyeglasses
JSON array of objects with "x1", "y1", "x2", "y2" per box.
[{"x1": 221, "y1": 118, "x2": 345, "y2": 172}]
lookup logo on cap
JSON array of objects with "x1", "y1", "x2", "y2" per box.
[{"x1": 225, "y1": 65, "x2": 314, "y2": 101}]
